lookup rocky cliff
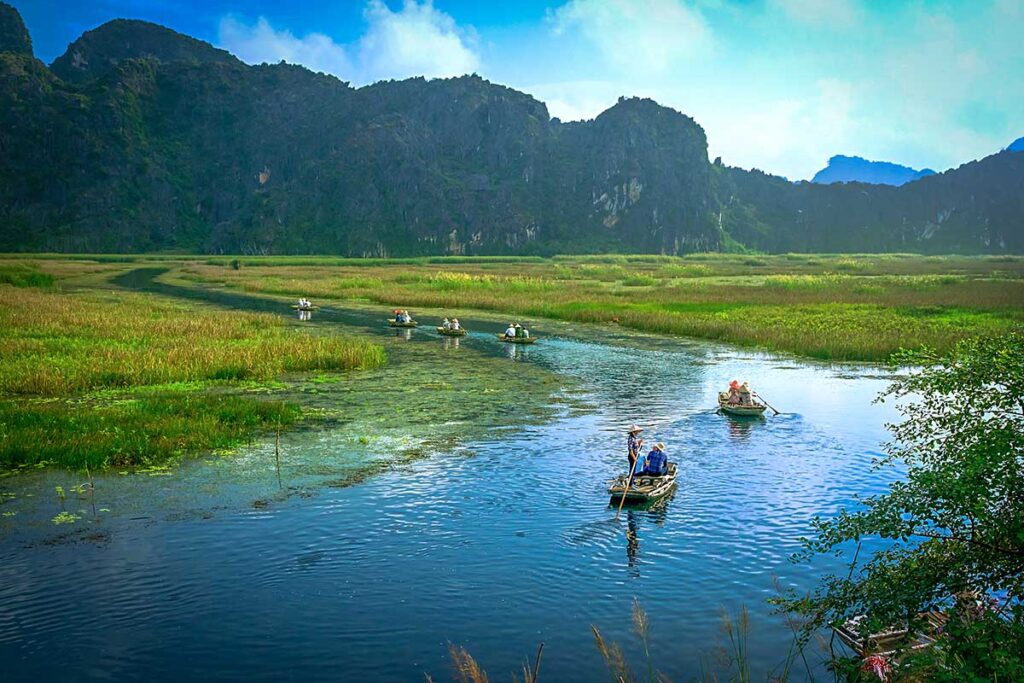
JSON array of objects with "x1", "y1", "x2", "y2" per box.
[{"x1": 0, "y1": 4, "x2": 1020, "y2": 255}]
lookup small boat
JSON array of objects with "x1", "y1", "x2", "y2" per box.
[
  {"x1": 718, "y1": 392, "x2": 767, "y2": 416},
  {"x1": 437, "y1": 327, "x2": 467, "y2": 336},
  {"x1": 608, "y1": 463, "x2": 677, "y2": 503},
  {"x1": 388, "y1": 320, "x2": 419, "y2": 328},
  {"x1": 833, "y1": 611, "x2": 947, "y2": 659},
  {"x1": 290, "y1": 304, "x2": 320, "y2": 311},
  {"x1": 496, "y1": 334, "x2": 537, "y2": 344}
]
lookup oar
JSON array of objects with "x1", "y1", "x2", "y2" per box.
[
  {"x1": 752, "y1": 391, "x2": 781, "y2": 415},
  {"x1": 615, "y1": 449, "x2": 642, "y2": 520}
]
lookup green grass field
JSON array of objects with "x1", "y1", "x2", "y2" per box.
[
  {"x1": 0, "y1": 267, "x2": 386, "y2": 469},
  {"x1": 169, "y1": 253, "x2": 1024, "y2": 361}
]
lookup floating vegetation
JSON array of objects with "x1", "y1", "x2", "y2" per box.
[{"x1": 51, "y1": 511, "x2": 80, "y2": 525}]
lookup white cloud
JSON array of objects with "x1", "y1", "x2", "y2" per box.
[
  {"x1": 217, "y1": 1, "x2": 479, "y2": 85},
  {"x1": 358, "y1": 0, "x2": 479, "y2": 81},
  {"x1": 551, "y1": 0, "x2": 712, "y2": 73},
  {"x1": 218, "y1": 16, "x2": 352, "y2": 77}
]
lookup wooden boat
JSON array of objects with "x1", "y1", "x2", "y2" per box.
[
  {"x1": 832, "y1": 611, "x2": 947, "y2": 659},
  {"x1": 290, "y1": 304, "x2": 320, "y2": 311},
  {"x1": 388, "y1": 320, "x2": 419, "y2": 328},
  {"x1": 437, "y1": 326, "x2": 467, "y2": 336},
  {"x1": 608, "y1": 463, "x2": 677, "y2": 503},
  {"x1": 496, "y1": 334, "x2": 537, "y2": 344},
  {"x1": 718, "y1": 392, "x2": 767, "y2": 416}
]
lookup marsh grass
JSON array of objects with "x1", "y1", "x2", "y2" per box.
[
  {"x1": 0, "y1": 283, "x2": 385, "y2": 469},
  {"x1": 0, "y1": 286, "x2": 385, "y2": 395},
  {"x1": 0, "y1": 263, "x2": 54, "y2": 288},
  {"x1": 184, "y1": 255, "x2": 1024, "y2": 361},
  {"x1": 0, "y1": 394, "x2": 301, "y2": 469}
]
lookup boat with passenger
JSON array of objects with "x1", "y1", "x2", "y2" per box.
[{"x1": 608, "y1": 463, "x2": 677, "y2": 503}]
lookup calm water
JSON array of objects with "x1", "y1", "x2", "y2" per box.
[{"x1": 0, "y1": 274, "x2": 903, "y2": 682}]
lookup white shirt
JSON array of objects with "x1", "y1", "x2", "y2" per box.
[{"x1": 505, "y1": 326, "x2": 516, "y2": 337}]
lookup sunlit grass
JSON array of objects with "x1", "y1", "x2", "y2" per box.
[
  {"x1": 0, "y1": 282, "x2": 386, "y2": 470},
  {"x1": 0, "y1": 286, "x2": 386, "y2": 395},
  {"x1": 180, "y1": 255, "x2": 1024, "y2": 361}
]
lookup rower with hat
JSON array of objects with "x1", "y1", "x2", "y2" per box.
[{"x1": 627, "y1": 424, "x2": 645, "y2": 477}]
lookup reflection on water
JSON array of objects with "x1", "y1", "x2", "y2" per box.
[
  {"x1": 297, "y1": 308, "x2": 313, "y2": 321},
  {"x1": 723, "y1": 413, "x2": 765, "y2": 442},
  {"x1": 442, "y1": 336, "x2": 461, "y2": 351},
  {"x1": 0, "y1": 282, "x2": 905, "y2": 683}
]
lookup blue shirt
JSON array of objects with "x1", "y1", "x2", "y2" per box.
[{"x1": 644, "y1": 448, "x2": 668, "y2": 475}]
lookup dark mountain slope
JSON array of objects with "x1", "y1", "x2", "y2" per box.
[
  {"x1": 0, "y1": 1, "x2": 30, "y2": 55},
  {"x1": 0, "y1": 5, "x2": 1021, "y2": 255},
  {"x1": 50, "y1": 18, "x2": 239, "y2": 84},
  {"x1": 718, "y1": 151, "x2": 1024, "y2": 253}
]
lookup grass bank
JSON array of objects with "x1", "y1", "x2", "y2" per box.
[
  {"x1": 0, "y1": 279, "x2": 386, "y2": 469},
  {"x1": 177, "y1": 254, "x2": 1024, "y2": 361}
]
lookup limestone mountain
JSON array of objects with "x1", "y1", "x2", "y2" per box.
[
  {"x1": 811, "y1": 155, "x2": 935, "y2": 186},
  {"x1": 0, "y1": 4, "x2": 1020, "y2": 255},
  {"x1": 50, "y1": 18, "x2": 238, "y2": 84}
]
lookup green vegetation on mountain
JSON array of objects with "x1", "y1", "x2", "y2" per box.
[{"x1": 0, "y1": 3, "x2": 1020, "y2": 257}]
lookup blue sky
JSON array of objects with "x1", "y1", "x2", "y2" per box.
[{"x1": 13, "y1": 0, "x2": 1024, "y2": 179}]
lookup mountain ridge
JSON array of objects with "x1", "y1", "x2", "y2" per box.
[
  {"x1": 0, "y1": 5, "x2": 1020, "y2": 255},
  {"x1": 811, "y1": 154, "x2": 935, "y2": 186}
]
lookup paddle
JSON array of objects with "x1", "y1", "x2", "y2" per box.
[
  {"x1": 752, "y1": 391, "x2": 781, "y2": 415},
  {"x1": 615, "y1": 447, "x2": 643, "y2": 520}
]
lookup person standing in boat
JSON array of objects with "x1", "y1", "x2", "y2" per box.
[
  {"x1": 643, "y1": 442, "x2": 668, "y2": 476},
  {"x1": 627, "y1": 425, "x2": 645, "y2": 478}
]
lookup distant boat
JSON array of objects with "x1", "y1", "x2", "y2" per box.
[
  {"x1": 608, "y1": 463, "x2": 677, "y2": 503},
  {"x1": 496, "y1": 334, "x2": 537, "y2": 344},
  {"x1": 388, "y1": 320, "x2": 419, "y2": 328},
  {"x1": 291, "y1": 304, "x2": 319, "y2": 311},
  {"x1": 718, "y1": 392, "x2": 767, "y2": 416},
  {"x1": 437, "y1": 326, "x2": 467, "y2": 336}
]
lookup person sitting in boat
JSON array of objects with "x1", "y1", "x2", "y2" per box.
[
  {"x1": 401, "y1": 310, "x2": 412, "y2": 324},
  {"x1": 442, "y1": 317, "x2": 451, "y2": 330},
  {"x1": 451, "y1": 318, "x2": 460, "y2": 330},
  {"x1": 394, "y1": 309, "x2": 403, "y2": 322},
  {"x1": 521, "y1": 325, "x2": 530, "y2": 338},
  {"x1": 505, "y1": 323, "x2": 516, "y2": 338},
  {"x1": 739, "y1": 381, "x2": 753, "y2": 406},
  {"x1": 727, "y1": 379, "x2": 742, "y2": 405},
  {"x1": 627, "y1": 425, "x2": 645, "y2": 477},
  {"x1": 642, "y1": 442, "x2": 668, "y2": 476},
  {"x1": 514, "y1": 323, "x2": 523, "y2": 338}
]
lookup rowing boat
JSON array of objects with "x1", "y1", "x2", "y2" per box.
[
  {"x1": 718, "y1": 392, "x2": 767, "y2": 416},
  {"x1": 833, "y1": 611, "x2": 947, "y2": 659},
  {"x1": 437, "y1": 327, "x2": 467, "y2": 336},
  {"x1": 608, "y1": 463, "x2": 677, "y2": 503},
  {"x1": 388, "y1": 320, "x2": 419, "y2": 328},
  {"x1": 495, "y1": 334, "x2": 537, "y2": 344},
  {"x1": 290, "y1": 305, "x2": 320, "y2": 311}
]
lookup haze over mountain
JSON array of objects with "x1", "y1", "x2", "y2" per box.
[
  {"x1": 0, "y1": 4, "x2": 1021, "y2": 256},
  {"x1": 811, "y1": 155, "x2": 935, "y2": 186}
]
